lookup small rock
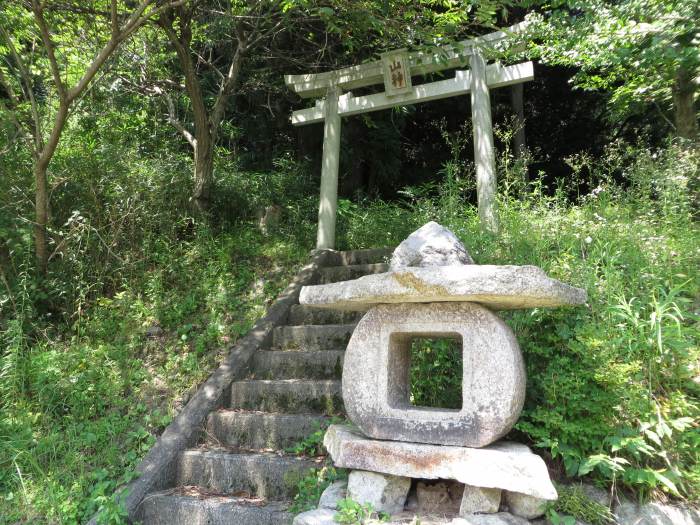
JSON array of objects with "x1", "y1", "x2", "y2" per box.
[
  {"x1": 615, "y1": 501, "x2": 700, "y2": 525},
  {"x1": 318, "y1": 480, "x2": 347, "y2": 510},
  {"x1": 145, "y1": 324, "x2": 164, "y2": 338},
  {"x1": 347, "y1": 470, "x2": 411, "y2": 514},
  {"x1": 292, "y1": 508, "x2": 337, "y2": 525},
  {"x1": 459, "y1": 485, "x2": 501, "y2": 515},
  {"x1": 390, "y1": 221, "x2": 474, "y2": 270},
  {"x1": 417, "y1": 481, "x2": 461, "y2": 513},
  {"x1": 577, "y1": 483, "x2": 611, "y2": 508},
  {"x1": 456, "y1": 512, "x2": 530, "y2": 525},
  {"x1": 504, "y1": 491, "x2": 547, "y2": 519}
]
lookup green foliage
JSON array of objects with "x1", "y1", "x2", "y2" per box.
[
  {"x1": 409, "y1": 337, "x2": 463, "y2": 409},
  {"x1": 0, "y1": 121, "x2": 313, "y2": 525},
  {"x1": 334, "y1": 498, "x2": 390, "y2": 524},
  {"x1": 548, "y1": 485, "x2": 615, "y2": 525},
  {"x1": 526, "y1": 0, "x2": 700, "y2": 122},
  {"x1": 290, "y1": 465, "x2": 347, "y2": 515},
  {"x1": 286, "y1": 417, "x2": 344, "y2": 457},
  {"x1": 1, "y1": 2, "x2": 698, "y2": 520},
  {"x1": 0, "y1": 224, "x2": 310, "y2": 523},
  {"x1": 338, "y1": 140, "x2": 700, "y2": 501},
  {"x1": 547, "y1": 509, "x2": 577, "y2": 525}
]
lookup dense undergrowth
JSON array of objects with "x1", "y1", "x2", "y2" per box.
[
  {"x1": 0, "y1": 147, "x2": 317, "y2": 522},
  {"x1": 1, "y1": 140, "x2": 698, "y2": 523},
  {"x1": 335, "y1": 141, "x2": 700, "y2": 503},
  {"x1": 0, "y1": 227, "x2": 310, "y2": 524}
]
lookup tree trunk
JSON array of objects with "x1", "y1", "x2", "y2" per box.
[
  {"x1": 34, "y1": 160, "x2": 49, "y2": 274},
  {"x1": 192, "y1": 129, "x2": 214, "y2": 214},
  {"x1": 510, "y1": 83, "x2": 526, "y2": 156},
  {"x1": 673, "y1": 65, "x2": 698, "y2": 141},
  {"x1": 34, "y1": 102, "x2": 68, "y2": 273}
]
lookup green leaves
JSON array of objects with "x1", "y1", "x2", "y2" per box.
[
  {"x1": 335, "y1": 498, "x2": 390, "y2": 523},
  {"x1": 526, "y1": 0, "x2": 700, "y2": 125}
]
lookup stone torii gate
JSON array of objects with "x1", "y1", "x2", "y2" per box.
[{"x1": 285, "y1": 23, "x2": 533, "y2": 249}]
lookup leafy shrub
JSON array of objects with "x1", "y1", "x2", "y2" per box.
[
  {"x1": 548, "y1": 485, "x2": 615, "y2": 525},
  {"x1": 286, "y1": 417, "x2": 344, "y2": 457},
  {"x1": 409, "y1": 337, "x2": 462, "y2": 409},
  {"x1": 338, "y1": 140, "x2": 700, "y2": 502},
  {"x1": 335, "y1": 498, "x2": 390, "y2": 523},
  {"x1": 290, "y1": 465, "x2": 347, "y2": 514}
]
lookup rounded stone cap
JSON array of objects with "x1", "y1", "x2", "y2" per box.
[{"x1": 300, "y1": 264, "x2": 587, "y2": 311}]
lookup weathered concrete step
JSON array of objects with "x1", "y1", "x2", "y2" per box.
[
  {"x1": 272, "y1": 324, "x2": 355, "y2": 351},
  {"x1": 288, "y1": 304, "x2": 364, "y2": 326},
  {"x1": 206, "y1": 410, "x2": 329, "y2": 450},
  {"x1": 327, "y1": 247, "x2": 393, "y2": 266},
  {"x1": 229, "y1": 379, "x2": 343, "y2": 415},
  {"x1": 251, "y1": 350, "x2": 344, "y2": 380},
  {"x1": 318, "y1": 262, "x2": 388, "y2": 284},
  {"x1": 138, "y1": 491, "x2": 293, "y2": 524},
  {"x1": 177, "y1": 449, "x2": 320, "y2": 500}
]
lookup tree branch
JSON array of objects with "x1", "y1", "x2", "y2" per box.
[
  {"x1": 161, "y1": 89, "x2": 196, "y2": 147},
  {"x1": 209, "y1": 43, "x2": 245, "y2": 135},
  {"x1": 111, "y1": 0, "x2": 119, "y2": 38},
  {"x1": 0, "y1": 24, "x2": 43, "y2": 154},
  {"x1": 0, "y1": 59, "x2": 19, "y2": 108},
  {"x1": 32, "y1": 0, "x2": 67, "y2": 99},
  {"x1": 67, "y1": 0, "x2": 186, "y2": 102}
]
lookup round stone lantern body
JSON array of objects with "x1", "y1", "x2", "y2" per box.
[{"x1": 342, "y1": 302, "x2": 525, "y2": 447}]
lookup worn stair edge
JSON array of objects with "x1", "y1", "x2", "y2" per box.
[
  {"x1": 317, "y1": 262, "x2": 389, "y2": 284},
  {"x1": 87, "y1": 249, "x2": 343, "y2": 525},
  {"x1": 206, "y1": 411, "x2": 329, "y2": 450},
  {"x1": 287, "y1": 304, "x2": 364, "y2": 325},
  {"x1": 177, "y1": 449, "x2": 321, "y2": 500},
  {"x1": 251, "y1": 350, "x2": 344, "y2": 380},
  {"x1": 136, "y1": 492, "x2": 293, "y2": 525},
  {"x1": 272, "y1": 324, "x2": 356, "y2": 350},
  {"x1": 230, "y1": 379, "x2": 344, "y2": 415}
]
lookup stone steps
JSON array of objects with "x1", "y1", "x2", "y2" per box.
[
  {"x1": 272, "y1": 324, "x2": 355, "y2": 351},
  {"x1": 137, "y1": 248, "x2": 394, "y2": 525},
  {"x1": 287, "y1": 304, "x2": 363, "y2": 326},
  {"x1": 137, "y1": 492, "x2": 293, "y2": 525},
  {"x1": 177, "y1": 449, "x2": 321, "y2": 500},
  {"x1": 251, "y1": 350, "x2": 345, "y2": 380},
  {"x1": 229, "y1": 379, "x2": 343, "y2": 415},
  {"x1": 317, "y1": 262, "x2": 388, "y2": 284},
  {"x1": 206, "y1": 410, "x2": 329, "y2": 450}
]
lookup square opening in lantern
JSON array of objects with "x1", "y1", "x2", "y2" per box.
[{"x1": 386, "y1": 332, "x2": 463, "y2": 411}]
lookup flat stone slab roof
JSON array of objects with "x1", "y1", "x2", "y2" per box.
[
  {"x1": 301, "y1": 265, "x2": 587, "y2": 311},
  {"x1": 323, "y1": 425, "x2": 558, "y2": 500}
]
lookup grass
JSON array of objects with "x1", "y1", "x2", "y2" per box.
[
  {"x1": 1, "y1": 141, "x2": 698, "y2": 523},
  {"x1": 335, "y1": 142, "x2": 700, "y2": 502},
  {"x1": 0, "y1": 226, "x2": 310, "y2": 524}
]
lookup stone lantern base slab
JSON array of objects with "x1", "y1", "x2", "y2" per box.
[
  {"x1": 299, "y1": 265, "x2": 587, "y2": 311},
  {"x1": 323, "y1": 425, "x2": 557, "y2": 501}
]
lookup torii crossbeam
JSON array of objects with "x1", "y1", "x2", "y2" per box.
[{"x1": 285, "y1": 23, "x2": 533, "y2": 249}]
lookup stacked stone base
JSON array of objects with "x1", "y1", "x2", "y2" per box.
[{"x1": 294, "y1": 426, "x2": 558, "y2": 525}]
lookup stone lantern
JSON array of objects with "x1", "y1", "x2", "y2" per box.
[{"x1": 297, "y1": 222, "x2": 587, "y2": 523}]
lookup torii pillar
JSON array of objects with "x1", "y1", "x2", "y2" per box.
[
  {"x1": 317, "y1": 85, "x2": 341, "y2": 249},
  {"x1": 470, "y1": 51, "x2": 498, "y2": 234}
]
